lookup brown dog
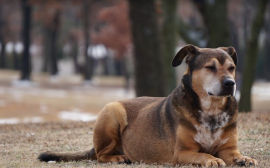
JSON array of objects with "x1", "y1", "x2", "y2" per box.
[{"x1": 38, "y1": 45, "x2": 258, "y2": 167}]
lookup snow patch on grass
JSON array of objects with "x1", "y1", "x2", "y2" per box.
[
  {"x1": 58, "y1": 111, "x2": 97, "y2": 122},
  {"x1": 252, "y1": 85, "x2": 270, "y2": 101},
  {"x1": 0, "y1": 118, "x2": 20, "y2": 124},
  {"x1": 0, "y1": 117, "x2": 43, "y2": 124}
]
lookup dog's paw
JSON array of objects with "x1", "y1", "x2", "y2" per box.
[
  {"x1": 204, "y1": 158, "x2": 226, "y2": 167},
  {"x1": 115, "y1": 155, "x2": 131, "y2": 164},
  {"x1": 234, "y1": 156, "x2": 258, "y2": 166}
]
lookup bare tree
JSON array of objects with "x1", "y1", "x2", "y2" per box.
[
  {"x1": 0, "y1": 5, "x2": 6, "y2": 69},
  {"x1": 128, "y1": 0, "x2": 165, "y2": 97},
  {"x1": 82, "y1": 0, "x2": 94, "y2": 81},
  {"x1": 20, "y1": 0, "x2": 32, "y2": 80},
  {"x1": 193, "y1": 0, "x2": 231, "y2": 47},
  {"x1": 48, "y1": 9, "x2": 60, "y2": 75},
  {"x1": 239, "y1": 0, "x2": 268, "y2": 112},
  {"x1": 264, "y1": 8, "x2": 270, "y2": 81},
  {"x1": 161, "y1": 0, "x2": 178, "y2": 94}
]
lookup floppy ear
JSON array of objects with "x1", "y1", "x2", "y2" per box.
[
  {"x1": 171, "y1": 44, "x2": 200, "y2": 67},
  {"x1": 219, "y1": 46, "x2": 237, "y2": 66}
]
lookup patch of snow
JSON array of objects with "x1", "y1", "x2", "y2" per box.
[
  {"x1": 23, "y1": 117, "x2": 43, "y2": 123},
  {"x1": 0, "y1": 118, "x2": 20, "y2": 124},
  {"x1": 252, "y1": 85, "x2": 270, "y2": 101},
  {"x1": 0, "y1": 117, "x2": 43, "y2": 124},
  {"x1": 58, "y1": 111, "x2": 97, "y2": 122},
  {"x1": 11, "y1": 80, "x2": 38, "y2": 88}
]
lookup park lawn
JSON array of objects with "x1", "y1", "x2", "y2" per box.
[{"x1": 0, "y1": 111, "x2": 269, "y2": 168}]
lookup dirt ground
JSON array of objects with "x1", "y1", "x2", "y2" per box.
[{"x1": 0, "y1": 111, "x2": 269, "y2": 168}]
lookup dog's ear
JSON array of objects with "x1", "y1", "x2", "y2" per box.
[
  {"x1": 172, "y1": 44, "x2": 200, "y2": 67},
  {"x1": 219, "y1": 46, "x2": 237, "y2": 66}
]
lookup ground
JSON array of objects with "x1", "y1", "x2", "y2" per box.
[
  {"x1": 0, "y1": 70, "x2": 270, "y2": 167},
  {"x1": 0, "y1": 111, "x2": 269, "y2": 168}
]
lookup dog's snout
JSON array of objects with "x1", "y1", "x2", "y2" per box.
[{"x1": 223, "y1": 79, "x2": 235, "y2": 88}]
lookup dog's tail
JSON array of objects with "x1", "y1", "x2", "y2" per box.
[{"x1": 38, "y1": 148, "x2": 97, "y2": 162}]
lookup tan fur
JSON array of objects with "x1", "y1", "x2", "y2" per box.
[{"x1": 38, "y1": 45, "x2": 258, "y2": 167}]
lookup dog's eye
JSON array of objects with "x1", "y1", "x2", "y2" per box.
[
  {"x1": 205, "y1": 66, "x2": 216, "y2": 71},
  {"x1": 228, "y1": 66, "x2": 235, "y2": 71}
]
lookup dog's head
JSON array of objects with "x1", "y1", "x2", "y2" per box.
[{"x1": 172, "y1": 44, "x2": 237, "y2": 98}]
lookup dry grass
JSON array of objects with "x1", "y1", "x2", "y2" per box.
[{"x1": 0, "y1": 111, "x2": 269, "y2": 168}]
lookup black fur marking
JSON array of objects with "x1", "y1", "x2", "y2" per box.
[
  {"x1": 207, "y1": 116, "x2": 217, "y2": 133},
  {"x1": 217, "y1": 53, "x2": 227, "y2": 65},
  {"x1": 38, "y1": 152, "x2": 61, "y2": 162},
  {"x1": 164, "y1": 96, "x2": 176, "y2": 133},
  {"x1": 182, "y1": 74, "x2": 202, "y2": 122},
  {"x1": 178, "y1": 118, "x2": 196, "y2": 132},
  {"x1": 223, "y1": 122, "x2": 237, "y2": 132},
  {"x1": 151, "y1": 98, "x2": 167, "y2": 137}
]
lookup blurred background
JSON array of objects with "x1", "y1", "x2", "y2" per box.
[{"x1": 0, "y1": 0, "x2": 269, "y2": 124}]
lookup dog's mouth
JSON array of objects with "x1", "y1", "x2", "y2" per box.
[
  {"x1": 208, "y1": 92, "x2": 214, "y2": 96},
  {"x1": 207, "y1": 92, "x2": 231, "y2": 97}
]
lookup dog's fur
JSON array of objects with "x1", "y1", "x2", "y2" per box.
[{"x1": 38, "y1": 45, "x2": 258, "y2": 167}]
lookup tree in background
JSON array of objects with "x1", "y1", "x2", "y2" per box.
[
  {"x1": 37, "y1": 1, "x2": 61, "y2": 75},
  {"x1": 49, "y1": 9, "x2": 61, "y2": 75},
  {"x1": 260, "y1": 5, "x2": 270, "y2": 81},
  {"x1": 93, "y1": 0, "x2": 131, "y2": 60},
  {"x1": 0, "y1": 5, "x2": 6, "y2": 69},
  {"x1": 82, "y1": 0, "x2": 94, "y2": 81},
  {"x1": 193, "y1": 0, "x2": 231, "y2": 48},
  {"x1": 264, "y1": 10, "x2": 270, "y2": 81},
  {"x1": 161, "y1": 0, "x2": 178, "y2": 95},
  {"x1": 239, "y1": 0, "x2": 268, "y2": 112},
  {"x1": 20, "y1": 0, "x2": 32, "y2": 80},
  {"x1": 93, "y1": 0, "x2": 131, "y2": 77},
  {"x1": 128, "y1": 0, "x2": 165, "y2": 97}
]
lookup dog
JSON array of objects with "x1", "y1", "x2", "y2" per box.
[{"x1": 38, "y1": 45, "x2": 258, "y2": 167}]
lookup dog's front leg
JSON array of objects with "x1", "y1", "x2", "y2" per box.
[
  {"x1": 217, "y1": 128, "x2": 258, "y2": 166},
  {"x1": 174, "y1": 150, "x2": 226, "y2": 167},
  {"x1": 217, "y1": 147, "x2": 258, "y2": 166}
]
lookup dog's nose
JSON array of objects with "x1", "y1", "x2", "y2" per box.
[{"x1": 223, "y1": 79, "x2": 235, "y2": 87}]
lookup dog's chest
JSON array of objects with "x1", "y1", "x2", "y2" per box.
[{"x1": 194, "y1": 110, "x2": 230, "y2": 153}]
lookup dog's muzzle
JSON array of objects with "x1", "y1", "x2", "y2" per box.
[
  {"x1": 220, "y1": 78, "x2": 235, "y2": 97},
  {"x1": 207, "y1": 78, "x2": 236, "y2": 97}
]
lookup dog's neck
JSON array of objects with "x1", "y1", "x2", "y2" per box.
[{"x1": 199, "y1": 95, "x2": 228, "y2": 114}]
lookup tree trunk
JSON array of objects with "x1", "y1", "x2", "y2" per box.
[
  {"x1": 48, "y1": 10, "x2": 60, "y2": 75},
  {"x1": 128, "y1": 0, "x2": 165, "y2": 97},
  {"x1": 70, "y1": 34, "x2": 79, "y2": 73},
  {"x1": 20, "y1": 0, "x2": 32, "y2": 80},
  {"x1": 83, "y1": 0, "x2": 94, "y2": 81},
  {"x1": 161, "y1": 0, "x2": 178, "y2": 95},
  {"x1": 42, "y1": 28, "x2": 49, "y2": 72},
  {"x1": 238, "y1": 0, "x2": 268, "y2": 112},
  {"x1": 0, "y1": 41, "x2": 6, "y2": 69},
  {"x1": 12, "y1": 44, "x2": 19, "y2": 70},
  {"x1": 264, "y1": 12, "x2": 270, "y2": 81},
  {"x1": 229, "y1": 20, "x2": 242, "y2": 81},
  {"x1": 0, "y1": 6, "x2": 6, "y2": 69},
  {"x1": 193, "y1": 0, "x2": 231, "y2": 47}
]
